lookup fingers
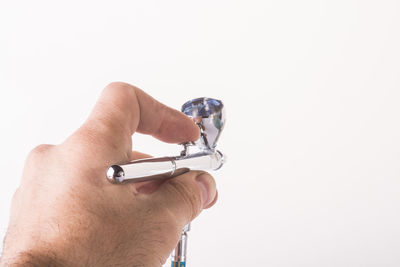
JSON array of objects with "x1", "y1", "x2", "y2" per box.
[
  {"x1": 204, "y1": 190, "x2": 218, "y2": 209},
  {"x1": 64, "y1": 82, "x2": 200, "y2": 164},
  {"x1": 150, "y1": 171, "x2": 217, "y2": 226},
  {"x1": 87, "y1": 82, "x2": 199, "y2": 142}
]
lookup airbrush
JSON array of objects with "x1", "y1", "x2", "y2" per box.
[{"x1": 106, "y1": 97, "x2": 226, "y2": 266}]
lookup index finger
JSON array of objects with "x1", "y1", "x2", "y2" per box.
[{"x1": 65, "y1": 82, "x2": 200, "y2": 163}]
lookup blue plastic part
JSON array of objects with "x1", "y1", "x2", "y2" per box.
[
  {"x1": 171, "y1": 261, "x2": 186, "y2": 267},
  {"x1": 181, "y1": 97, "x2": 223, "y2": 118}
]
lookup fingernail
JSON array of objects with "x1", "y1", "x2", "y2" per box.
[{"x1": 196, "y1": 173, "x2": 214, "y2": 208}]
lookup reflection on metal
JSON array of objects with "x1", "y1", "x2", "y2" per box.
[
  {"x1": 106, "y1": 97, "x2": 226, "y2": 267},
  {"x1": 106, "y1": 97, "x2": 226, "y2": 184}
]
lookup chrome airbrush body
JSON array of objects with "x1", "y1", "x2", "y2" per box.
[
  {"x1": 106, "y1": 97, "x2": 226, "y2": 266},
  {"x1": 106, "y1": 149, "x2": 225, "y2": 183}
]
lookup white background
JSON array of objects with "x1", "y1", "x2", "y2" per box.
[{"x1": 1, "y1": 0, "x2": 400, "y2": 266}]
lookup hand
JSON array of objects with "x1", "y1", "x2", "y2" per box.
[{"x1": 0, "y1": 82, "x2": 217, "y2": 267}]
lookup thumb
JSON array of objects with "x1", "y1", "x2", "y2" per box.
[{"x1": 152, "y1": 171, "x2": 217, "y2": 226}]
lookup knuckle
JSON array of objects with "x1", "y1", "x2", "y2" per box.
[
  {"x1": 105, "y1": 81, "x2": 136, "y2": 95},
  {"x1": 106, "y1": 81, "x2": 130, "y2": 88},
  {"x1": 28, "y1": 144, "x2": 54, "y2": 161},
  {"x1": 102, "y1": 81, "x2": 140, "y2": 116}
]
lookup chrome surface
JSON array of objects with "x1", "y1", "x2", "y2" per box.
[
  {"x1": 106, "y1": 97, "x2": 226, "y2": 184},
  {"x1": 182, "y1": 98, "x2": 225, "y2": 151},
  {"x1": 171, "y1": 223, "x2": 190, "y2": 262},
  {"x1": 106, "y1": 151, "x2": 225, "y2": 183},
  {"x1": 106, "y1": 97, "x2": 226, "y2": 266}
]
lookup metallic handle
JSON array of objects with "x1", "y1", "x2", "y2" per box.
[
  {"x1": 171, "y1": 223, "x2": 190, "y2": 267},
  {"x1": 106, "y1": 151, "x2": 225, "y2": 183}
]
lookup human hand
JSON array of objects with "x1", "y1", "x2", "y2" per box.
[{"x1": 0, "y1": 82, "x2": 217, "y2": 267}]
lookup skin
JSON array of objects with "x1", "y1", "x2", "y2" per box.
[{"x1": 0, "y1": 82, "x2": 217, "y2": 267}]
